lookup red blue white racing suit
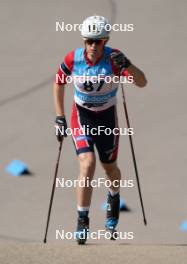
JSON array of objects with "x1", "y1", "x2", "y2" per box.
[{"x1": 55, "y1": 46, "x2": 129, "y2": 163}]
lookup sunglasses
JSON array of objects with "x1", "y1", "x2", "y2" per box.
[{"x1": 85, "y1": 39, "x2": 104, "y2": 45}]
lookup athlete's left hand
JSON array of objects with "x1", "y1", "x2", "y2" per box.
[{"x1": 111, "y1": 51, "x2": 131, "y2": 73}]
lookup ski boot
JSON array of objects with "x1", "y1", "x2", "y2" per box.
[
  {"x1": 76, "y1": 215, "x2": 89, "y2": 245},
  {"x1": 105, "y1": 192, "x2": 120, "y2": 240}
]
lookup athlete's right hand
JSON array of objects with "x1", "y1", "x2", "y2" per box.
[{"x1": 55, "y1": 116, "x2": 68, "y2": 142}]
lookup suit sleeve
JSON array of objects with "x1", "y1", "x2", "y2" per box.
[{"x1": 55, "y1": 50, "x2": 74, "y2": 85}]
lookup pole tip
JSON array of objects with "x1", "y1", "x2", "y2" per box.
[
  {"x1": 43, "y1": 238, "x2": 47, "y2": 243},
  {"x1": 144, "y1": 218, "x2": 147, "y2": 226}
]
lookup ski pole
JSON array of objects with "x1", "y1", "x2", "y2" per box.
[
  {"x1": 121, "y1": 83, "x2": 147, "y2": 226},
  {"x1": 43, "y1": 140, "x2": 63, "y2": 243}
]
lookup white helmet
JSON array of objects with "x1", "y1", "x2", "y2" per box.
[{"x1": 81, "y1": 15, "x2": 111, "y2": 39}]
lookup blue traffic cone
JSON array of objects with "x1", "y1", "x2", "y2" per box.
[
  {"x1": 5, "y1": 160, "x2": 30, "y2": 176},
  {"x1": 180, "y1": 220, "x2": 187, "y2": 231}
]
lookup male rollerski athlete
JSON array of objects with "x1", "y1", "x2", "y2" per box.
[{"x1": 53, "y1": 15, "x2": 147, "y2": 244}]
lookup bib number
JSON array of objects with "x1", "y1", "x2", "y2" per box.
[{"x1": 83, "y1": 80, "x2": 105, "y2": 92}]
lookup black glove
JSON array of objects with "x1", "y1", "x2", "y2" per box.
[
  {"x1": 111, "y1": 51, "x2": 131, "y2": 74},
  {"x1": 55, "y1": 116, "x2": 68, "y2": 142}
]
